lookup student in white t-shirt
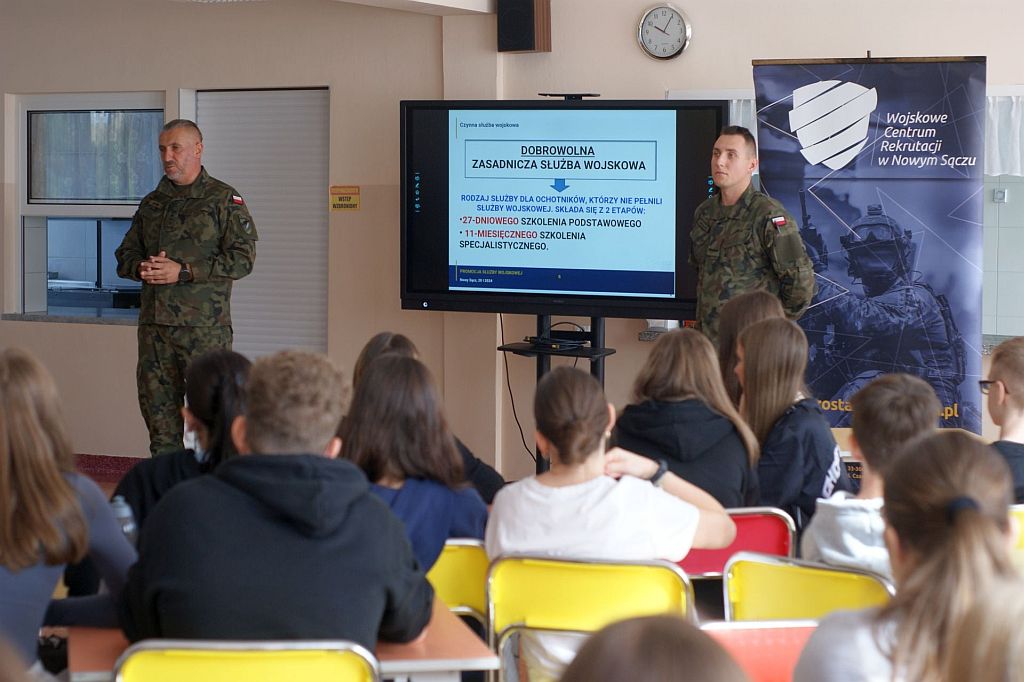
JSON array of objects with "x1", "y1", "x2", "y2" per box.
[{"x1": 485, "y1": 367, "x2": 736, "y2": 682}]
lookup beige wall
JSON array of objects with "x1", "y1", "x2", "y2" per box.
[{"x1": 0, "y1": 0, "x2": 1016, "y2": 470}]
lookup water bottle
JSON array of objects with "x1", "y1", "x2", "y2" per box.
[{"x1": 110, "y1": 495, "x2": 138, "y2": 546}]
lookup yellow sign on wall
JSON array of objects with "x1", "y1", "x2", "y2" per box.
[{"x1": 330, "y1": 185, "x2": 360, "y2": 211}]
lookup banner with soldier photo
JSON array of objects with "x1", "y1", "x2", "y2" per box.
[{"x1": 752, "y1": 57, "x2": 985, "y2": 432}]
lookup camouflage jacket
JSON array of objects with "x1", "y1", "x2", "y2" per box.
[
  {"x1": 689, "y1": 185, "x2": 815, "y2": 342},
  {"x1": 115, "y1": 168, "x2": 257, "y2": 327}
]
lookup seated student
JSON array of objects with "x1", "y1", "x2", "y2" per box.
[
  {"x1": 560, "y1": 615, "x2": 749, "y2": 682},
  {"x1": 115, "y1": 349, "x2": 251, "y2": 529},
  {"x1": 736, "y1": 318, "x2": 852, "y2": 532},
  {"x1": 717, "y1": 290, "x2": 785, "y2": 408},
  {"x1": 983, "y1": 336, "x2": 1024, "y2": 502},
  {"x1": 63, "y1": 350, "x2": 251, "y2": 597},
  {"x1": 119, "y1": 350, "x2": 433, "y2": 649},
  {"x1": 613, "y1": 328, "x2": 759, "y2": 507},
  {"x1": 486, "y1": 366, "x2": 735, "y2": 682},
  {"x1": 945, "y1": 576, "x2": 1024, "y2": 682},
  {"x1": 794, "y1": 431, "x2": 1018, "y2": 682},
  {"x1": 343, "y1": 354, "x2": 487, "y2": 570},
  {"x1": 347, "y1": 331, "x2": 505, "y2": 504},
  {"x1": 0, "y1": 349, "x2": 136, "y2": 674},
  {"x1": 801, "y1": 374, "x2": 939, "y2": 578}
]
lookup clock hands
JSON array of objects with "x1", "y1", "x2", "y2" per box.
[{"x1": 658, "y1": 15, "x2": 673, "y2": 34}]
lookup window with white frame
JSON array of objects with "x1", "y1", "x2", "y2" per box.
[{"x1": 18, "y1": 93, "x2": 163, "y2": 317}]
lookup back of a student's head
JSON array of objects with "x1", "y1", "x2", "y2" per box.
[
  {"x1": 718, "y1": 290, "x2": 785, "y2": 406},
  {"x1": 737, "y1": 317, "x2": 808, "y2": 445},
  {"x1": 351, "y1": 331, "x2": 418, "y2": 391},
  {"x1": 243, "y1": 350, "x2": 346, "y2": 455},
  {"x1": 535, "y1": 366, "x2": 609, "y2": 466},
  {"x1": 990, "y1": 337, "x2": 1024, "y2": 413},
  {"x1": 881, "y1": 430, "x2": 1016, "y2": 678},
  {"x1": 850, "y1": 373, "x2": 939, "y2": 476},
  {"x1": 560, "y1": 615, "x2": 749, "y2": 682},
  {"x1": 185, "y1": 349, "x2": 251, "y2": 471},
  {"x1": 632, "y1": 328, "x2": 758, "y2": 465},
  {"x1": 0, "y1": 347, "x2": 87, "y2": 571},
  {"x1": 342, "y1": 353, "x2": 462, "y2": 487}
]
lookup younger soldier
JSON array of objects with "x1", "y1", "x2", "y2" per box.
[
  {"x1": 689, "y1": 126, "x2": 815, "y2": 343},
  {"x1": 985, "y1": 337, "x2": 1024, "y2": 503}
]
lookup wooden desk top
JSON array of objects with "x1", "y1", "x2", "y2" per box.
[{"x1": 69, "y1": 599, "x2": 497, "y2": 680}]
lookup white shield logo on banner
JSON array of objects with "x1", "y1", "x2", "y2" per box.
[{"x1": 788, "y1": 81, "x2": 878, "y2": 170}]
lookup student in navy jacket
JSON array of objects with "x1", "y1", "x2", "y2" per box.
[{"x1": 735, "y1": 318, "x2": 852, "y2": 532}]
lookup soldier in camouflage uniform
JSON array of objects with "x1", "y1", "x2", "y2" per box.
[
  {"x1": 689, "y1": 126, "x2": 816, "y2": 343},
  {"x1": 116, "y1": 119, "x2": 257, "y2": 455}
]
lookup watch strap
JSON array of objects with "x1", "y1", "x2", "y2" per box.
[{"x1": 649, "y1": 459, "x2": 669, "y2": 487}]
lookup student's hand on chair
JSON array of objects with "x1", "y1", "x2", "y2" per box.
[{"x1": 604, "y1": 447, "x2": 658, "y2": 480}]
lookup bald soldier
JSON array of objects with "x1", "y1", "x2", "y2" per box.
[
  {"x1": 116, "y1": 119, "x2": 257, "y2": 455},
  {"x1": 689, "y1": 126, "x2": 815, "y2": 343}
]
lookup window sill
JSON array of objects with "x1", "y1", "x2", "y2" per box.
[{"x1": 1, "y1": 312, "x2": 136, "y2": 326}]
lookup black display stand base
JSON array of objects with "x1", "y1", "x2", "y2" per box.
[{"x1": 498, "y1": 315, "x2": 615, "y2": 473}]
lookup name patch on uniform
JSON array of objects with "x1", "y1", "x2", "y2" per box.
[
  {"x1": 232, "y1": 195, "x2": 245, "y2": 205},
  {"x1": 771, "y1": 215, "x2": 787, "y2": 231}
]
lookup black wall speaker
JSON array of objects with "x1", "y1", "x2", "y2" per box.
[{"x1": 497, "y1": 0, "x2": 551, "y2": 53}]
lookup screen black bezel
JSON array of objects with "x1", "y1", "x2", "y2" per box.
[{"x1": 400, "y1": 99, "x2": 727, "y2": 319}]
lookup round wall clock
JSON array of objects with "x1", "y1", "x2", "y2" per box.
[{"x1": 637, "y1": 4, "x2": 692, "y2": 60}]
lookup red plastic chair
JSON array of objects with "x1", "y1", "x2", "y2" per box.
[
  {"x1": 679, "y1": 507, "x2": 796, "y2": 578},
  {"x1": 702, "y1": 620, "x2": 817, "y2": 682}
]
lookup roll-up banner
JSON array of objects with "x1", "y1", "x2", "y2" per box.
[{"x1": 752, "y1": 57, "x2": 985, "y2": 432}]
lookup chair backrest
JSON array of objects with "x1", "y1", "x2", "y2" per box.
[
  {"x1": 679, "y1": 507, "x2": 796, "y2": 578},
  {"x1": 486, "y1": 554, "x2": 695, "y2": 652},
  {"x1": 113, "y1": 640, "x2": 380, "y2": 682},
  {"x1": 702, "y1": 620, "x2": 817, "y2": 682},
  {"x1": 724, "y1": 551, "x2": 894, "y2": 621},
  {"x1": 426, "y1": 539, "x2": 489, "y2": 623}
]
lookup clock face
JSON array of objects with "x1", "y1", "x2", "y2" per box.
[{"x1": 638, "y1": 5, "x2": 692, "y2": 60}]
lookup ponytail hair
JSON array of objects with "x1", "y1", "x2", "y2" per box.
[
  {"x1": 880, "y1": 431, "x2": 1016, "y2": 680},
  {"x1": 534, "y1": 367, "x2": 609, "y2": 465},
  {"x1": 184, "y1": 350, "x2": 251, "y2": 472}
]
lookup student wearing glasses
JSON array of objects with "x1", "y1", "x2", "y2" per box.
[{"x1": 982, "y1": 337, "x2": 1024, "y2": 503}]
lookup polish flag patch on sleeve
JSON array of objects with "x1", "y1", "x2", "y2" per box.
[
  {"x1": 771, "y1": 215, "x2": 787, "y2": 230},
  {"x1": 232, "y1": 195, "x2": 245, "y2": 205}
]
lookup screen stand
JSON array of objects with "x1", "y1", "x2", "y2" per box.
[{"x1": 497, "y1": 315, "x2": 616, "y2": 473}]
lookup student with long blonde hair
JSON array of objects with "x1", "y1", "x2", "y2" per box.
[
  {"x1": 0, "y1": 349, "x2": 136, "y2": 676},
  {"x1": 736, "y1": 318, "x2": 850, "y2": 531},
  {"x1": 795, "y1": 431, "x2": 1018, "y2": 681},
  {"x1": 614, "y1": 328, "x2": 759, "y2": 507}
]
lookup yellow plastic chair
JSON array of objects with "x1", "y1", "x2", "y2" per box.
[
  {"x1": 1010, "y1": 504, "x2": 1024, "y2": 570},
  {"x1": 113, "y1": 640, "x2": 380, "y2": 682},
  {"x1": 426, "y1": 538, "x2": 489, "y2": 624},
  {"x1": 487, "y1": 555, "x2": 694, "y2": 680},
  {"x1": 723, "y1": 551, "x2": 894, "y2": 621}
]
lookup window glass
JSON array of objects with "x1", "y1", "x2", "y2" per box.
[{"x1": 29, "y1": 110, "x2": 163, "y2": 204}]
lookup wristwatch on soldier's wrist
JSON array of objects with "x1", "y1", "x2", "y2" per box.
[{"x1": 177, "y1": 262, "x2": 193, "y2": 284}]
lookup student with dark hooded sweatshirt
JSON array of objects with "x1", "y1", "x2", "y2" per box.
[
  {"x1": 613, "y1": 328, "x2": 759, "y2": 508},
  {"x1": 119, "y1": 350, "x2": 433, "y2": 649}
]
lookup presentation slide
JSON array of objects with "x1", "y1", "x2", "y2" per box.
[{"x1": 447, "y1": 109, "x2": 677, "y2": 297}]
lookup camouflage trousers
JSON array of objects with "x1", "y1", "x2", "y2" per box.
[{"x1": 137, "y1": 324, "x2": 233, "y2": 456}]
